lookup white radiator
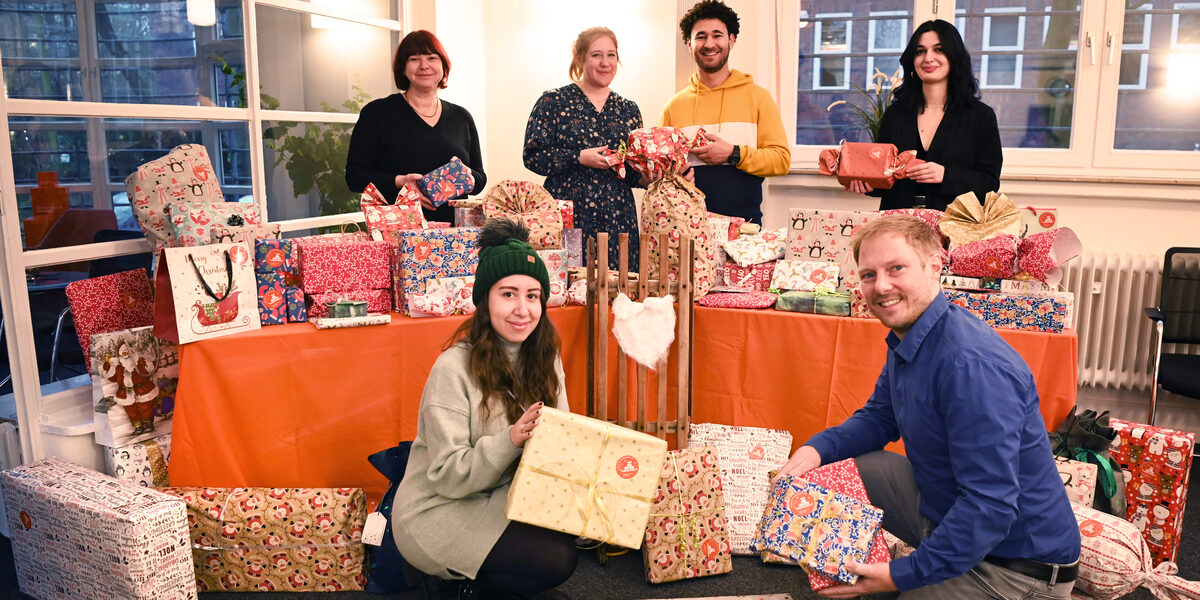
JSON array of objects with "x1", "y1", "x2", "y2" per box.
[{"x1": 1060, "y1": 252, "x2": 1162, "y2": 390}]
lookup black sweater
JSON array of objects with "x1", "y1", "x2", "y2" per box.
[
  {"x1": 872, "y1": 98, "x2": 1002, "y2": 211},
  {"x1": 345, "y1": 93, "x2": 486, "y2": 223}
]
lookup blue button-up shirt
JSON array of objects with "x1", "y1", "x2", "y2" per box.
[{"x1": 806, "y1": 294, "x2": 1081, "y2": 591}]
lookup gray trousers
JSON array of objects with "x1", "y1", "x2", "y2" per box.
[{"x1": 855, "y1": 450, "x2": 1076, "y2": 600}]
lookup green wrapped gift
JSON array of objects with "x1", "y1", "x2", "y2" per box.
[
  {"x1": 775, "y1": 290, "x2": 815, "y2": 313},
  {"x1": 324, "y1": 299, "x2": 369, "y2": 318},
  {"x1": 774, "y1": 290, "x2": 850, "y2": 316}
]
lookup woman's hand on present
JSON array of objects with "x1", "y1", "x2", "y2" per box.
[
  {"x1": 509, "y1": 401, "x2": 544, "y2": 447},
  {"x1": 845, "y1": 180, "x2": 875, "y2": 194},
  {"x1": 774, "y1": 445, "x2": 822, "y2": 482},
  {"x1": 907, "y1": 161, "x2": 945, "y2": 184},
  {"x1": 579, "y1": 146, "x2": 610, "y2": 170},
  {"x1": 817, "y1": 560, "x2": 897, "y2": 598},
  {"x1": 395, "y1": 174, "x2": 436, "y2": 210}
]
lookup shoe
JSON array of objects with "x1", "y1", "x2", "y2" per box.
[{"x1": 415, "y1": 570, "x2": 475, "y2": 600}]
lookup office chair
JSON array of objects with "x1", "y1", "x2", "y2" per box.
[{"x1": 1144, "y1": 247, "x2": 1200, "y2": 425}]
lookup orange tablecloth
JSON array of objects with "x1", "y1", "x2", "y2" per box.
[{"x1": 169, "y1": 306, "x2": 1077, "y2": 506}]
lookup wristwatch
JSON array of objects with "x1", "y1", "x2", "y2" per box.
[{"x1": 727, "y1": 145, "x2": 741, "y2": 166}]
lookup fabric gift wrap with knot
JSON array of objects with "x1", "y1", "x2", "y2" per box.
[
  {"x1": 750, "y1": 476, "x2": 883, "y2": 585},
  {"x1": 949, "y1": 234, "x2": 1019, "y2": 279},
  {"x1": 157, "y1": 486, "x2": 368, "y2": 592},
  {"x1": 697, "y1": 290, "x2": 778, "y2": 309},
  {"x1": 418, "y1": 156, "x2": 473, "y2": 208},
  {"x1": 770, "y1": 260, "x2": 839, "y2": 293},
  {"x1": 601, "y1": 126, "x2": 711, "y2": 182},
  {"x1": 1016, "y1": 228, "x2": 1082, "y2": 287},
  {"x1": 939, "y1": 191, "x2": 1021, "y2": 249},
  {"x1": 506, "y1": 407, "x2": 669, "y2": 549},
  {"x1": 166, "y1": 200, "x2": 264, "y2": 248},
  {"x1": 643, "y1": 446, "x2": 733, "y2": 584},
  {"x1": 641, "y1": 172, "x2": 717, "y2": 297},
  {"x1": 125, "y1": 143, "x2": 225, "y2": 252},
  {"x1": 360, "y1": 181, "x2": 428, "y2": 242},
  {"x1": 1109, "y1": 418, "x2": 1195, "y2": 566},
  {"x1": 1072, "y1": 502, "x2": 1200, "y2": 600},
  {"x1": 65, "y1": 268, "x2": 155, "y2": 375},
  {"x1": 482, "y1": 179, "x2": 564, "y2": 250},
  {"x1": 817, "y1": 142, "x2": 924, "y2": 189}
]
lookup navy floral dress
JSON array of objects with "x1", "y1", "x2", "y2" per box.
[{"x1": 523, "y1": 83, "x2": 643, "y2": 270}]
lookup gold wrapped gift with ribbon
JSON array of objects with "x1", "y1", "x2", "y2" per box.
[
  {"x1": 482, "y1": 180, "x2": 564, "y2": 250},
  {"x1": 939, "y1": 191, "x2": 1022, "y2": 249},
  {"x1": 507, "y1": 407, "x2": 669, "y2": 549}
]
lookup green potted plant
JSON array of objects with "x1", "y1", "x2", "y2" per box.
[{"x1": 826, "y1": 68, "x2": 902, "y2": 141}]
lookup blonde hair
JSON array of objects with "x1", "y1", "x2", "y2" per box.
[
  {"x1": 850, "y1": 215, "x2": 943, "y2": 265},
  {"x1": 569, "y1": 27, "x2": 619, "y2": 83}
]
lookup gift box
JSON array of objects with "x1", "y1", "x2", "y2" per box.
[
  {"x1": 65, "y1": 268, "x2": 156, "y2": 375},
  {"x1": 90, "y1": 326, "x2": 180, "y2": 447},
  {"x1": 294, "y1": 235, "x2": 392, "y2": 294},
  {"x1": 770, "y1": 260, "x2": 838, "y2": 293},
  {"x1": 420, "y1": 157, "x2": 473, "y2": 208},
  {"x1": 786, "y1": 209, "x2": 872, "y2": 289},
  {"x1": 943, "y1": 290, "x2": 1069, "y2": 333},
  {"x1": 166, "y1": 200, "x2": 264, "y2": 248},
  {"x1": 750, "y1": 476, "x2": 882, "y2": 584},
  {"x1": 158, "y1": 486, "x2": 367, "y2": 592},
  {"x1": 557, "y1": 199, "x2": 575, "y2": 229},
  {"x1": 285, "y1": 286, "x2": 307, "y2": 322},
  {"x1": 257, "y1": 272, "x2": 287, "y2": 325},
  {"x1": 774, "y1": 291, "x2": 850, "y2": 316},
  {"x1": 482, "y1": 180, "x2": 563, "y2": 250},
  {"x1": 948, "y1": 234, "x2": 1019, "y2": 279},
  {"x1": 1057, "y1": 456, "x2": 1099, "y2": 507},
  {"x1": 1072, "y1": 502, "x2": 1200, "y2": 600},
  {"x1": 255, "y1": 238, "x2": 294, "y2": 274},
  {"x1": 940, "y1": 191, "x2": 1022, "y2": 249},
  {"x1": 125, "y1": 143, "x2": 225, "y2": 252},
  {"x1": 999, "y1": 288, "x2": 1074, "y2": 328},
  {"x1": 306, "y1": 288, "x2": 392, "y2": 318},
  {"x1": 105, "y1": 434, "x2": 172, "y2": 487},
  {"x1": 538, "y1": 249, "x2": 569, "y2": 307},
  {"x1": 564, "y1": 228, "x2": 583, "y2": 267},
  {"x1": 643, "y1": 446, "x2": 733, "y2": 583},
  {"x1": 723, "y1": 260, "x2": 776, "y2": 292},
  {"x1": 406, "y1": 276, "x2": 475, "y2": 317},
  {"x1": 687, "y1": 423, "x2": 792, "y2": 555},
  {"x1": 940, "y1": 274, "x2": 1001, "y2": 292},
  {"x1": 723, "y1": 228, "x2": 787, "y2": 267},
  {"x1": 707, "y1": 212, "x2": 746, "y2": 242},
  {"x1": 848, "y1": 288, "x2": 873, "y2": 318},
  {"x1": 392, "y1": 227, "x2": 480, "y2": 316},
  {"x1": 641, "y1": 173, "x2": 717, "y2": 297},
  {"x1": 817, "y1": 142, "x2": 923, "y2": 189},
  {"x1": 507, "y1": 407, "x2": 668, "y2": 549},
  {"x1": 360, "y1": 182, "x2": 426, "y2": 242},
  {"x1": 1, "y1": 458, "x2": 197, "y2": 599},
  {"x1": 312, "y1": 314, "x2": 391, "y2": 329},
  {"x1": 210, "y1": 223, "x2": 281, "y2": 245},
  {"x1": 999, "y1": 278, "x2": 1051, "y2": 293},
  {"x1": 697, "y1": 291, "x2": 777, "y2": 309},
  {"x1": 1109, "y1": 418, "x2": 1195, "y2": 565}
]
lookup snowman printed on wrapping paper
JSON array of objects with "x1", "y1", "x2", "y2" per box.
[
  {"x1": 1147, "y1": 433, "x2": 1166, "y2": 456},
  {"x1": 1147, "y1": 524, "x2": 1166, "y2": 547},
  {"x1": 1138, "y1": 481, "x2": 1157, "y2": 503}
]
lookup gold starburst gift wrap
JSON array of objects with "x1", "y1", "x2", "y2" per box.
[
  {"x1": 506, "y1": 407, "x2": 669, "y2": 549},
  {"x1": 939, "y1": 191, "x2": 1022, "y2": 249}
]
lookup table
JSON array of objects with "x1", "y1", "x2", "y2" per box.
[{"x1": 169, "y1": 306, "x2": 1077, "y2": 506}]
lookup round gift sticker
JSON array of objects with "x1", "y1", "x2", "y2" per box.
[
  {"x1": 1039, "y1": 211, "x2": 1056, "y2": 228},
  {"x1": 616, "y1": 456, "x2": 639, "y2": 479},
  {"x1": 263, "y1": 289, "x2": 284, "y2": 309},
  {"x1": 228, "y1": 244, "x2": 250, "y2": 265},
  {"x1": 265, "y1": 248, "x2": 286, "y2": 269},
  {"x1": 19, "y1": 510, "x2": 31, "y2": 530},
  {"x1": 748, "y1": 446, "x2": 765, "y2": 461},
  {"x1": 787, "y1": 492, "x2": 818, "y2": 516},
  {"x1": 122, "y1": 291, "x2": 139, "y2": 309},
  {"x1": 1079, "y1": 519, "x2": 1104, "y2": 538},
  {"x1": 701, "y1": 538, "x2": 721, "y2": 559}
]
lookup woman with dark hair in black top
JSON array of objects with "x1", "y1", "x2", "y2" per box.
[{"x1": 847, "y1": 20, "x2": 1002, "y2": 211}]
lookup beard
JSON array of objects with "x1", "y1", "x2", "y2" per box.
[{"x1": 694, "y1": 50, "x2": 728, "y2": 74}]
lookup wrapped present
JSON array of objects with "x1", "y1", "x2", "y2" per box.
[
  {"x1": 940, "y1": 274, "x2": 1001, "y2": 291},
  {"x1": 124, "y1": 143, "x2": 224, "y2": 252},
  {"x1": 564, "y1": 228, "x2": 583, "y2": 268},
  {"x1": 1000, "y1": 278, "x2": 1051, "y2": 293},
  {"x1": 707, "y1": 212, "x2": 746, "y2": 242},
  {"x1": 1020, "y1": 206, "x2": 1059, "y2": 237},
  {"x1": 65, "y1": 268, "x2": 155, "y2": 375},
  {"x1": 419, "y1": 157, "x2": 473, "y2": 208},
  {"x1": 158, "y1": 487, "x2": 367, "y2": 592},
  {"x1": 643, "y1": 446, "x2": 733, "y2": 583},
  {"x1": 166, "y1": 200, "x2": 264, "y2": 248},
  {"x1": 306, "y1": 288, "x2": 391, "y2": 318},
  {"x1": 770, "y1": 260, "x2": 838, "y2": 293},
  {"x1": 566, "y1": 279, "x2": 587, "y2": 305},
  {"x1": 723, "y1": 228, "x2": 787, "y2": 267},
  {"x1": 406, "y1": 276, "x2": 476, "y2": 317},
  {"x1": 786, "y1": 208, "x2": 872, "y2": 290},
  {"x1": 454, "y1": 206, "x2": 486, "y2": 228},
  {"x1": 603, "y1": 126, "x2": 708, "y2": 182},
  {"x1": 312, "y1": 314, "x2": 392, "y2": 329},
  {"x1": 723, "y1": 260, "x2": 776, "y2": 292},
  {"x1": 538, "y1": 249, "x2": 569, "y2": 307},
  {"x1": 1109, "y1": 418, "x2": 1195, "y2": 565},
  {"x1": 1017, "y1": 228, "x2": 1082, "y2": 287},
  {"x1": 774, "y1": 291, "x2": 851, "y2": 316},
  {"x1": 641, "y1": 172, "x2": 716, "y2": 297},
  {"x1": 697, "y1": 291, "x2": 777, "y2": 309},
  {"x1": 687, "y1": 423, "x2": 792, "y2": 555},
  {"x1": 294, "y1": 234, "x2": 392, "y2": 294},
  {"x1": 948, "y1": 234, "x2": 1019, "y2": 279},
  {"x1": 1, "y1": 458, "x2": 196, "y2": 599},
  {"x1": 1057, "y1": 456, "x2": 1099, "y2": 507},
  {"x1": 879, "y1": 208, "x2": 944, "y2": 239},
  {"x1": 105, "y1": 434, "x2": 172, "y2": 487},
  {"x1": 360, "y1": 182, "x2": 426, "y2": 242},
  {"x1": 210, "y1": 223, "x2": 281, "y2": 245},
  {"x1": 392, "y1": 227, "x2": 480, "y2": 316},
  {"x1": 1072, "y1": 502, "x2": 1200, "y2": 600},
  {"x1": 943, "y1": 290, "x2": 1069, "y2": 333},
  {"x1": 507, "y1": 407, "x2": 668, "y2": 549},
  {"x1": 285, "y1": 286, "x2": 307, "y2": 322},
  {"x1": 557, "y1": 199, "x2": 575, "y2": 229},
  {"x1": 940, "y1": 191, "x2": 1021, "y2": 249},
  {"x1": 482, "y1": 180, "x2": 564, "y2": 250},
  {"x1": 254, "y1": 238, "x2": 293, "y2": 274},
  {"x1": 257, "y1": 272, "x2": 287, "y2": 325},
  {"x1": 999, "y1": 288, "x2": 1074, "y2": 327},
  {"x1": 90, "y1": 326, "x2": 180, "y2": 447},
  {"x1": 750, "y1": 476, "x2": 882, "y2": 584},
  {"x1": 817, "y1": 142, "x2": 923, "y2": 189},
  {"x1": 848, "y1": 288, "x2": 873, "y2": 318}
]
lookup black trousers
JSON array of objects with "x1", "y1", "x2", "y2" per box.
[{"x1": 474, "y1": 521, "x2": 578, "y2": 595}]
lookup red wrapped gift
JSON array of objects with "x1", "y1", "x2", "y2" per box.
[
  {"x1": 556, "y1": 199, "x2": 575, "y2": 229},
  {"x1": 818, "y1": 142, "x2": 924, "y2": 190},
  {"x1": 1109, "y1": 418, "x2": 1195, "y2": 565},
  {"x1": 603, "y1": 126, "x2": 710, "y2": 182},
  {"x1": 64, "y1": 268, "x2": 155, "y2": 374},
  {"x1": 294, "y1": 235, "x2": 392, "y2": 294},
  {"x1": 948, "y1": 234, "x2": 1019, "y2": 279},
  {"x1": 1017, "y1": 227, "x2": 1082, "y2": 287},
  {"x1": 723, "y1": 260, "x2": 776, "y2": 292},
  {"x1": 360, "y1": 182, "x2": 427, "y2": 242},
  {"x1": 697, "y1": 291, "x2": 777, "y2": 309}
]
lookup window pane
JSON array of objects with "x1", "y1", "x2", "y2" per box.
[
  {"x1": 0, "y1": 1, "x2": 83, "y2": 101},
  {"x1": 1176, "y1": 9, "x2": 1200, "y2": 46},
  {"x1": 263, "y1": 119, "x2": 359, "y2": 219},
  {"x1": 255, "y1": 4, "x2": 399, "y2": 113},
  {"x1": 1114, "y1": 3, "x2": 1200, "y2": 150},
  {"x1": 961, "y1": 1, "x2": 1082, "y2": 149}
]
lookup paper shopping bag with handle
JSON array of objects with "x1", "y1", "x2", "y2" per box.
[{"x1": 153, "y1": 241, "x2": 260, "y2": 344}]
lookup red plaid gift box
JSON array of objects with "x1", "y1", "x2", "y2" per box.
[
  {"x1": 949, "y1": 234, "x2": 1019, "y2": 279},
  {"x1": 65, "y1": 268, "x2": 155, "y2": 375},
  {"x1": 294, "y1": 235, "x2": 392, "y2": 294},
  {"x1": 1109, "y1": 418, "x2": 1195, "y2": 565},
  {"x1": 818, "y1": 143, "x2": 924, "y2": 189},
  {"x1": 723, "y1": 260, "x2": 776, "y2": 292},
  {"x1": 1017, "y1": 227, "x2": 1082, "y2": 287}
]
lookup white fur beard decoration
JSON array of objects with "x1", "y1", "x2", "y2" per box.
[{"x1": 612, "y1": 292, "x2": 676, "y2": 369}]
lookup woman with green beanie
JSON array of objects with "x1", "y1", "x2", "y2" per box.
[{"x1": 393, "y1": 218, "x2": 577, "y2": 599}]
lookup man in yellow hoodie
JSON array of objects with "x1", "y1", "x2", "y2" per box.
[{"x1": 662, "y1": 0, "x2": 791, "y2": 225}]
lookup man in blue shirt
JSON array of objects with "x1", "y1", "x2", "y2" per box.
[{"x1": 777, "y1": 215, "x2": 1080, "y2": 598}]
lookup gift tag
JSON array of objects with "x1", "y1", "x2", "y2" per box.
[{"x1": 362, "y1": 511, "x2": 387, "y2": 546}]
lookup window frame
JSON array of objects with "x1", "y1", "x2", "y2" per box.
[
  {"x1": 812, "y1": 12, "x2": 854, "y2": 91},
  {"x1": 866, "y1": 11, "x2": 908, "y2": 87},
  {"x1": 980, "y1": 6, "x2": 1027, "y2": 89}
]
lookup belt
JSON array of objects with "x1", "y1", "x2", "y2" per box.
[{"x1": 983, "y1": 556, "x2": 1078, "y2": 585}]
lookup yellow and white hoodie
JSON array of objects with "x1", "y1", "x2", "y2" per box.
[{"x1": 660, "y1": 69, "x2": 791, "y2": 223}]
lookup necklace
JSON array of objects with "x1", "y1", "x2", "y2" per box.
[{"x1": 406, "y1": 94, "x2": 440, "y2": 118}]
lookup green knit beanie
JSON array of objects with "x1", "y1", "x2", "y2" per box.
[{"x1": 473, "y1": 238, "x2": 551, "y2": 308}]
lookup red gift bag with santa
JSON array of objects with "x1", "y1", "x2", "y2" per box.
[
  {"x1": 153, "y1": 241, "x2": 261, "y2": 344},
  {"x1": 89, "y1": 325, "x2": 179, "y2": 447}
]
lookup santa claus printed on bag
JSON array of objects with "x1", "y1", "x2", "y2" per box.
[{"x1": 96, "y1": 338, "x2": 163, "y2": 435}]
